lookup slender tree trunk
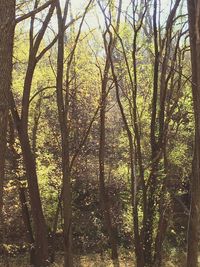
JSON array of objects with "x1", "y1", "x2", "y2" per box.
[
  {"x1": 154, "y1": 148, "x2": 170, "y2": 267},
  {"x1": 108, "y1": 40, "x2": 144, "y2": 266},
  {"x1": 9, "y1": 100, "x2": 49, "y2": 266},
  {"x1": 56, "y1": 2, "x2": 73, "y2": 265},
  {"x1": 9, "y1": 93, "x2": 49, "y2": 266},
  {"x1": 19, "y1": 130, "x2": 49, "y2": 266},
  {"x1": 143, "y1": 1, "x2": 159, "y2": 265},
  {"x1": 154, "y1": 203, "x2": 169, "y2": 267},
  {"x1": 50, "y1": 194, "x2": 61, "y2": 263},
  {"x1": 8, "y1": 116, "x2": 36, "y2": 264},
  {"x1": 56, "y1": 1, "x2": 93, "y2": 265},
  {"x1": 19, "y1": 186, "x2": 36, "y2": 264}
]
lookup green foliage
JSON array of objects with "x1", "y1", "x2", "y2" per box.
[{"x1": 2, "y1": 0, "x2": 194, "y2": 265}]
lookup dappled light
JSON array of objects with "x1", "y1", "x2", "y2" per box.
[{"x1": 0, "y1": 0, "x2": 199, "y2": 267}]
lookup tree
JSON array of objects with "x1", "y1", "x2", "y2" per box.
[
  {"x1": 8, "y1": 1, "x2": 57, "y2": 265},
  {"x1": 98, "y1": 1, "x2": 122, "y2": 265},
  {"x1": 0, "y1": 0, "x2": 197, "y2": 266},
  {"x1": 107, "y1": 0, "x2": 186, "y2": 266},
  {"x1": 0, "y1": 0, "x2": 16, "y2": 243},
  {"x1": 56, "y1": 1, "x2": 93, "y2": 265}
]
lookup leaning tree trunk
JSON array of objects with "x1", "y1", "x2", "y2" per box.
[
  {"x1": 0, "y1": 0, "x2": 15, "y2": 239},
  {"x1": 8, "y1": 116, "x2": 35, "y2": 264},
  {"x1": 187, "y1": 1, "x2": 200, "y2": 266},
  {"x1": 17, "y1": 129, "x2": 49, "y2": 266}
]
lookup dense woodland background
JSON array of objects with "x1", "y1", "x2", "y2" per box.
[{"x1": 1, "y1": 0, "x2": 200, "y2": 266}]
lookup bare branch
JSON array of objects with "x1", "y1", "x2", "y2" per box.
[{"x1": 16, "y1": 0, "x2": 56, "y2": 24}]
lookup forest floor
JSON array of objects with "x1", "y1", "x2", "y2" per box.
[
  {"x1": 0, "y1": 253, "x2": 132, "y2": 267},
  {"x1": 0, "y1": 253, "x2": 186, "y2": 267}
]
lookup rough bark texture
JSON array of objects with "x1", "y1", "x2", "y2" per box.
[
  {"x1": 187, "y1": 1, "x2": 200, "y2": 266},
  {"x1": 0, "y1": 0, "x2": 15, "y2": 240}
]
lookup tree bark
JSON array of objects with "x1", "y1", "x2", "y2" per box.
[
  {"x1": 0, "y1": 0, "x2": 15, "y2": 217},
  {"x1": 18, "y1": 130, "x2": 49, "y2": 266},
  {"x1": 0, "y1": 0, "x2": 15, "y2": 244},
  {"x1": 9, "y1": 105, "x2": 49, "y2": 267},
  {"x1": 8, "y1": 116, "x2": 36, "y2": 264}
]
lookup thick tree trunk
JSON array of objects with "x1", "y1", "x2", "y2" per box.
[
  {"x1": 187, "y1": 1, "x2": 200, "y2": 266},
  {"x1": 0, "y1": 0, "x2": 15, "y2": 222}
]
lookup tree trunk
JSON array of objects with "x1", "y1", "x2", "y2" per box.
[
  {"x1": 154, "y1": 204, "x2": 169, "y2": 267},
  {"x1": 7, "y1": 3, "x2": 56, "y2": 265},
  {"x1": 19, "y1": 130, "x2": 49, "y2": 266},
  {"x1": 19, "y1": 186, "x2": 36, "y2": 264},
  {"x1": 0, "y1": 0, "x2": 15, "y2": 225},
  {"x1": 9, "y1": 83, "x2": 49, "y2": 266},
  {"x1": 144, "y1": 159, "x2": 159, "y2": 267},
  {"x1": 8, "y1": 116, "x2": 36, "y2": 264},
  {"x1": 108, "y1": 43, "x2": 144, "y2": 267},
  {"x1": 56, "y1": 2, "x2": 73, "y2": 265}
]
